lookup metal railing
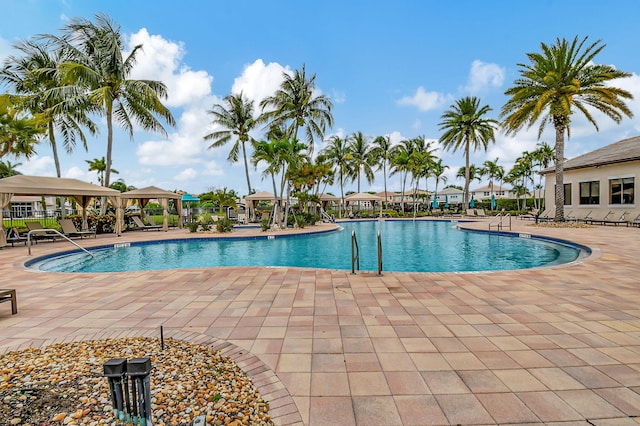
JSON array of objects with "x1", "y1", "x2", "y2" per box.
[
  {"x1": 377, "y1": 230, "x2": 383, "y2": 276},
  {"x1": 351, "y1": 230, "x2": 359, "y2": 274},
  {"x1": 27, "y1": 229, "x2": 94, "y2": 257},
  {"x1": 488, "y1": 213, "x2": 512, "y2": 231}
]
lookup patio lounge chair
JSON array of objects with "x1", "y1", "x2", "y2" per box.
[
  {"x1": 627, "y1": 212, "x2": 640, "y2": 227},
  {"x1": 465, "y1": 209, "x2": 477, "y2": 217},
  {"x1": 537, "y1": 208, "x2": 554, "y2": 222},
  {"x1": 59, "y1": 218, "x2": 96, "y2": 238},
  {"x1": 584, "y1": 210, "x2": 613, "y2": 225},
  {"x1": 570, "y1": 210, "x2": 592, "y2": 223},
  {"x1": 5, "y1": 228, "x2": 26, "y2": 247},
  {"x1": 476, "y1": 209, "x2": 487, "y2": 217},
  {"x1": 601, "y1": 211, "x2": 629, "y2": 226},
  {"x1": 132, "y1": 215, "x2": 162, "y2": 231},
  {"x1": 25, "y1": 221, "x2": 57, "y2": 242}
]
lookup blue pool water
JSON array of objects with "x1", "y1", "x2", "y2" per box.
[{"x1": 30, "y1": 220, "x2": 586, "y2": 273}]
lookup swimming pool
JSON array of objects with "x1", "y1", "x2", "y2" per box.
[{"x1": 29, "y1": 220, "x2": 587, "y2": 273}]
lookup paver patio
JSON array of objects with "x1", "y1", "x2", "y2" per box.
[{"x1": 2, "y1": 219, "x2": 640, "y2": 425}]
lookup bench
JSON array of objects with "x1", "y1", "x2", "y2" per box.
[{"x1": 0, "y1": 289, "x2": 17, "y2": 315}]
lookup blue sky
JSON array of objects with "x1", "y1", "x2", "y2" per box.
[{"x1": 2, "y1": 0, "x2": 640, "y2": 196}]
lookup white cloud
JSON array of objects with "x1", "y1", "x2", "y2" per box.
[
  {"x1": 16, "y1": 155, "x2": 55, "y2": 176},
  {"x1": 397, "y1": 86, "x2": 451, "y2": 111},
  {"x1": 463, "y1": 60, "x2": 505, "y2": 94},
  {"x1": 331, "y1": 89, "x2": 346, "y2": 104},
  {"x1": 127, "y1": 28, "x2": 213, "y2": 108},
  {"x1": 174, "y1": 167, "x2": 198, "y2": 182},
  {"x1": 231, "y1": 59, "x2": 288, "y2": 105}
]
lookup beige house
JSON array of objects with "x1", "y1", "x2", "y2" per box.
[{"x1": 542, "y1": 135, "x2": 639, "y2": 220}]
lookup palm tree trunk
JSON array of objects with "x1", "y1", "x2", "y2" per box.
[
  {"x1": 383, "y1": 162, "x2": 388, "y2": 208},
  {"x1": 554, "y1": 126, "x2": 565, "y2": 221},
  {"x1": 339, "y1": 170, "x2": 345, "y2": 219},
  {"x1": 105, "y1": 108, "x2": 114, "y2": 188},
  {"x1": 49, "y1": 124, "x2": 61, "y2": 178},
  {"x1": 241, "y1": 142, "x2": 252, "y2": 196},
  {"x1": 464, "y1": 143, "x2": 470, "y2": 206}
]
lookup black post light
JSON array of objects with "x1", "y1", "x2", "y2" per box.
[
  {"x1": 128, "y1": 357, "x2": 153, "y2": 425},
  {"x1": 103, "y1": 358, "x2": 128, "y2": 421}
]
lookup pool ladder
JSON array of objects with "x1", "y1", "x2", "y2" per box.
[
  {"x1": 351, "y1": 230, "x2": 383, "y2": 276},
  {"x1": 489, "y1": 212, "x2": 512, "y2": 231}
]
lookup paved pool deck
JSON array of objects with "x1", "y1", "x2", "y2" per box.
[{"x1": 2, "y1": 218, "x2": 640, "y2": 425}]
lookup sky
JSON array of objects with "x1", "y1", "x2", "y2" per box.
[{"x1": 2, "y1": 0, "x2": 640, "y2": 197}]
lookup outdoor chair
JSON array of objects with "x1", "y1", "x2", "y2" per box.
[
  {"x1": 465, "y1": 209, "x2": 477, "y2": 217},
  {"x1": 59, "y1": 218, "x2": 96, "y2": 238},
  {"x1": 132, "y1": 216, "x2": 162, "y2": 231},
  {"x1": 25, "y1": 221, "x2": 57, "y2": 242},
  {"x1": 4, "y1": 228, "x2": 27, "y2": 247}
]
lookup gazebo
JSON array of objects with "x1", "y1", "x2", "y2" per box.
[
  {"x1": 244, "y1": 191, "x2": 276, "y2": 222},
  {"x1": 345, "y1": 192, "x2": 384, "y2": 217},
  {"x1": 120, "y1": 186, "x2": 183, "y2": 232},
  {"x1": 0, "y1": 175, "x2": 121, "y2": 246},
  {"x1": 318, "y1": 193, "x2": 340, "y2": 212}
]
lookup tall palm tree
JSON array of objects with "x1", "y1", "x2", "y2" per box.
[
  {"x1": 531, "y1": 142, "x2": 555, "y2": 209},
  {"x1": 86, "y1": 157, "x2": 118, "y2": 186},
  {"x1": 369, "y1": 135, "x2": 393, "y2": 206},
  {"x1": 347, "y1": 131, "x2": 374, "y2": 193},
  {"x1": 260, "y1": 64, "x2": 333, "y2": 152},
  {"x1": 439, "y1": 96, "x2": 498, "y2": 207},
  {"x1": 501, "y1": 36, "x2": 633, "y2": 221},
  {"x1": 480, "y1": 158, "x2": 505, "y2": 209},
  {"x1": 431, "y1": 158, "x2": 449, "y2": 205},
  {"x1": 50, "y1": 13, "x2": 175, "y2": 187},
  {"x1": 322, "y1": 135, "x2": 351, "y2": 218},
  {"x1": 1, "y1": 38, "x2": 98, "y2": 177},
  {"x1": 390, "y1": 139, "x2": 414, "y2": 214},
  {"x1": 205, "y1": 92, "x2": 258, "y2": 195}
]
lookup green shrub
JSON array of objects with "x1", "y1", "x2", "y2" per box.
[
  {"x1": 216, "y1": 218, "x2": 233, "y2": 233},
  {"x1": 260, "y1": 218, "x2": 270, "y2": 231},
  {"x1": 185, "y1": 221, "x2": 200, "y2": 233}
]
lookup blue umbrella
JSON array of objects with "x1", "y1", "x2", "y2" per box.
[
  {"x1": 491, "y1": 194, "x2": 496, "y2": 210},
  {"x1": 469, "y1": 196, "x2": 475, "y2": 208},
  {"x1": 432, "y1": 196, "x2": 439, "y2": 209},
  {"x1": 445, "y1": 195, "x2": 449, "y2": 208},
  {"x1": 181, "y1": 193, "x2": 200, "y2": 202}
]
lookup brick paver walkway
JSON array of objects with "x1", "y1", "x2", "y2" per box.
[{"x1": 2, "y1": 219, "x2": 640, "y2": 425}]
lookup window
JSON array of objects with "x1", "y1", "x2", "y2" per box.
[
  {"x1": 609, "y1": 177, "x2": 634, "y2": 205},
  {"x1": 580, "y1": 181, "x2": 599, "y2": 205},
  {"x1": 563, "y1": 183, "x2": 572, "y2": 205}
]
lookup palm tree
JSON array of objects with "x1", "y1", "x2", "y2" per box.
[
  {"x1": 501, "y1": 36, "x2": 633, "y2": 221},
  {"x1": 347, "y1": 131, "x2": 374, "y2": 193},
  {"x1": 205, "y1": 92, "x2": 258, "y2": 195},
  {"x1": 439, "y1": 96, "x2": 498, "y2": 206},
  {"x1": 260, "y1": 64, "x2": 333, "y2": 152},
  {"x1": 211, "y1": 187, "x2": 237, "y2": 216},
  {"x1": 50, "y1": 13, "x2": 175, "y2": 187},
  {"x1": 0, "y1": 94, "x2": 43, "y2": 158},
  {"x1": 0, "y1": 38, "x2": 98, "y2": 177},
  {"x1": 431, "y1": 158, "x2": 449, "y2": 206},
  {"x1": 531, "y1": 142, "x2": 555, "y2": 209},
  {"x1": 0, "y1": 160, "x2": 22, "y2": 178},
  {"x1": 86, "y1": 157, "x2": 118, "y2": 186},
  {"x1": 456, "y1": 164, "x2": 482, "y2": 202},
  {"x1": 322, "y1": 135, "x2": 351, "y2": 218},
  {"x1": 480, "y1": 158, "x2": 505, "y2": 209},
  {"x1": 369, "y1": 135, "x2": 393, "y2": 206}
]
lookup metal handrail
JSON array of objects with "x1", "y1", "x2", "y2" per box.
[
  {"x1": 351, "y1": 230, "x2": 359, "y2": 274},
  {"x1": 377, "y1": 230, "x2": 383, "y2": 276},
  {"x1": 27, "y1": 229, "x2": 94, "y2": 257},
  {"x1": 489, "y1": 213, "x2": 511, "y2": 231}
]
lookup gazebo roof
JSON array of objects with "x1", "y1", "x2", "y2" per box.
[
  {"x1": 120, "y1": 186, "x2": 181, "y2": 200},
  {"x1": 0, "y1": 175, "x2": 120, "y2": 197},
  {"x1": 245, "y1": 191, "x2": 276, "y2": 201},
  {"x1": 345, "y1": 192, "x2": 383, "y2": 202}
]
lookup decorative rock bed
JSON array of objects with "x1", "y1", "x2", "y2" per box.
[{"x1": 0, "y1": 337, "x2": 273, "y2": 425}]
